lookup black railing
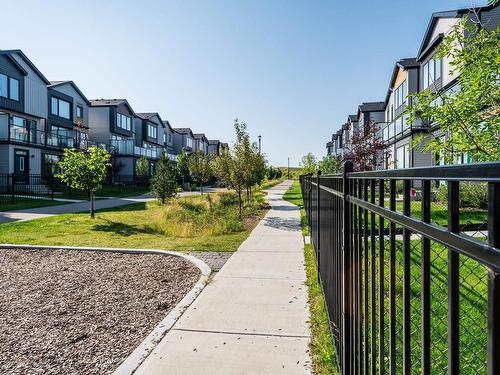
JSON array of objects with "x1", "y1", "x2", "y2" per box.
[
  {"x1": 300, "y1": 161, "x2": 500, "y2": 375},
  {"x1": 0, "y1": 174, "x2": 151, "y2": 208}
]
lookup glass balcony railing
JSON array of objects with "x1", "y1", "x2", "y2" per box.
[{"x1": 109, "y1": 139, "x2": 164, "y2": 159}]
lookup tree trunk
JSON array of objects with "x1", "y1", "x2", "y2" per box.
[
  {"x1": 238, "y1": 189, "x2": 242, "y2": 220},
  {"x1": 200, "y1": 184, "x2": 203, "y2": 196},
  {"x1": 90, "y1": 191, "x2": 95, "y2": 219}
]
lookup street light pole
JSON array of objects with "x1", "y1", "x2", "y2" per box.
[
  {"x1": 287, "y1": 157, "x2": 290, "y2": 179},
  {"x1": 258, "y1": 135, "x2": 262, "y2": 154}
]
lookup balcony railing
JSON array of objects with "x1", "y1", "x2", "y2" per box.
[
  {"x1": 109, "y1": 139, "x2": 165, "y2": 159},
  {"x1": 1, "y1": 127, "x2": 80, "y2": 150}
]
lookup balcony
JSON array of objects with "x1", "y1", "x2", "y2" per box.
[
  {"x1": 109, "y1": 139, "x2": 164, "y2": 160},
  {"x1": 0, "y1": 126, "x2": 79, "y2": 150}
]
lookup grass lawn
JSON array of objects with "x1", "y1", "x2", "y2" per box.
[
  {"x1": 283, "y1": 179, "x2": 338, "y2": 374},
  {"x1": 0, "y1": 192, "x2": 269, "y2": 252},
  {"x1": 0, "y1": 199, "x2": 68, "y2": 212}
]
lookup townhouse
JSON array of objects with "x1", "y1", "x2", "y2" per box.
[
  {"x1": 193, "y1": 133, "x2": 209, "y2": 154},
  {"x1": 172, "y1": 128, "x2": 194, "y2": 154},
  {"x1": 326, "y1": 3, "x2": 499, "y2": 170},
  {"x1": 208, "y1": 139, "x2": 225, "y2": 155}
]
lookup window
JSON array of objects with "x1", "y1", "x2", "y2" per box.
[
  {"x1": 76, "y1": 105, "x2": 83, "y2": 119},
  {"x1": 148, "y1": 124, "x2": 157, "y2": 139},
  {"x1": 163, "y1": 133, "x2": 166, "y2": 143},
  {"x1": 116, "y1": 113, "x2": 131, "y2": 131},
  {"x1": 9, "y1": 78, "x2": 19, "y2": 101},
  {"x1": 423, "y1": 56, "x2": 442, "y2": 89},
  {"x1": 394, "y1": 80, "x2": 407, "y2": 109},
  {"x1": 51, "y1": 97, "x2": 71, "y2": 119},
  {"x1": 186, "y1": 137, "x2": 192, "y2": 148},
  {"x1": 396, "y1": 144, "x2": 409, "y2": 169},
  {"x1": 0, "y1": 74, "x2": 7, "y2": 97},
  {"x1": 10, "y1": 116, "x2": 29, "y2": 142},
  {"x1": 43, "y1": 154, "x2": 61, "y2": 176},
  {"x1": 0, "y1": 74, "x2": 19, "y2": 100}
]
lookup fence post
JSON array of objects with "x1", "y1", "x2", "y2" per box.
[
  {"x1": 11, "y1": 173, "x2": 15, "y2": 204},
  {"x1": 487, "y1": 182, "x2": 500, "y2": 375},
  {"x1": 308, "y1": 173, "x2": 312, "y2": 233},
  {"x1": 342, "y1": 160, "x2": 353, "y2": 375},
  {"x1": 51, "y1": 176, "x2": 54, "y2": 201},
  {"x1": 317, "y1": 169, "x2": 321, "y2": 280}
]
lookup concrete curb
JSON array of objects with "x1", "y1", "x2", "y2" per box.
[{"x1": 0, "y1": 243, "x2": 211, "y2": 375}]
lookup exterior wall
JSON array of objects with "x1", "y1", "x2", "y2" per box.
[
  {"x1": 88, "y1": 106, "x2": 111, "y2": 144},
  {"x1": 11, "y1": 53, "x2": 47, "y2": 118},
  {"x1": 164, "y1": 126, "x2": 174, "y2": 150},
  {"x1": 134, "y1": 117, "x2": 143, "y2": 146},
  {"x1": 411, "y1": 133, "x2": 433, "y2": 168},
  {"x1": 173, "y1": 132, "x2": 184, "y2": 154},
  {"x1": 50, "y1": 83, "x2": 89, "y2": 128},
  {"x1": 0, "y1": 144, "x2": 9, "y2": 173},
  {"x1": 113, "y1": 156, "x2": 135, "y2": 176},
  {"x1": 0, "y1": 55, "x2": 25, "y2": 113}
]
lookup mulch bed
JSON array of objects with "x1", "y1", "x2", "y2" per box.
[{"x1": 0, "y1": 249, "x2": 200, "y2": 374}]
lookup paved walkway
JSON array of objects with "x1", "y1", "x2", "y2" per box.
[
  {"x1": 134, "y1": 180, "x2": 311, "y2": 375},
  {"x1": 0, "y1": 188, "x2": 227, "y2": 224}
]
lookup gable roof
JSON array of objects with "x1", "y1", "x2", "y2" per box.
[
  {"x1": 162, "y1": 120, "x2": 174, "y2": 132},
  {"x1": 0, "y1": 49, "x2": 50, "y2": 85},
  {"x1": 326, "y1": 141, "x2": 333, "y2": 147},
  {"x1": 348, "y1": 114, "x2": 358, "y2": 122},
  {"x1": 416, "y1": 4, "x2": 497, "y2": 61},
  {"x1": 193, "y1": 133, "x2": 208, "y2": 141},
  {"x1": 208, "y1": 139, "x2": 220, "y2": 145},
  {"x1": 384, "y1": 58, "x2": 419, "y2": 104},
  {"x1": 49, "y1": 80, "x2": 91, "y2": 105},
  {"x1": 90, "y1": 98, "x2": 136, "y2": 116},
  {"x1": 173, "y1": 127, "x2": 194, "y2": 137},
  {"x1": 359, "y1": 102, "x2": 385, "y2": 113},
  {"x1": 136, "y1": 112, "x2": 165, "y2": 127}
]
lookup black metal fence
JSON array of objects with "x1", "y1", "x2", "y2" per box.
[
  {"x1": 300, "y1": 161, "x2": 500, "y2": 375},
  {"x1": 0, "y1": 174, "x2": 150, "y2": 207}
]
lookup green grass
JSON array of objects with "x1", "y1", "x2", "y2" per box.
[
  {"x1": 0, "y1": 192, "x2": 268, "y2": 252},
  {"x1": 283, "y1": 180, "x2": 338, "y2": 374},
  {"x1": 0, "y1": 199, "x2": 68, "y2": 212}
]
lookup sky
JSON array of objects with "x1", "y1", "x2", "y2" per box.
[{"x1": 1, "y1": 0, "x2": 487, "y2": 166}]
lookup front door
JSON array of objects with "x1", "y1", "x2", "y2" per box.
[{"x1": 14, "y1": 149, "x2": 29, "y2": 183}]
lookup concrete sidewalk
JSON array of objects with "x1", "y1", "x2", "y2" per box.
[{"x1": 134, "y1": 180, "x2": 311, "y2": 375}]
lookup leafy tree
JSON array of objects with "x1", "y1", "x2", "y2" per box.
[
  {"x1": 300, "y1": 152, "x2": 317, "y2": 174},
  {"x1": 151, "y1": 152, "x2": 178, "y2": 204},
  {"x1": 319, "y1": 154, "x2": 341, "y2": 174},
  {"x1": 266, "y1": 166, "x2": 282, "y2": 180},
  {"x1": 136, "y1": 156, "x2": 150, "y2": 179},
  {"x1": 57, "y1": 146, "x2": 111, "y2": 218},
  {"x1": 343, "y1": 121, "x2": 386, "y2": 171},
  {"x1": 406, "y1": 15, "x2": 500, "y2": 163},
  {"x1": 189, "y1": 151, "x2": 213, "y2": 195},
  {"x1": 212, "y1": 148, "x2": 233, "y2": 188},
  {"x1": 176, "y1": 148, "x2": 191, "y2": 190}
]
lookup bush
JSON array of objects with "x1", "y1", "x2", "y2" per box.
[
  {"x1": 266, "y1": 166, "x2": 282, "y2": 180},
  {"x1": 436, "y1": 182, "x2": 488, "y2": 209}
]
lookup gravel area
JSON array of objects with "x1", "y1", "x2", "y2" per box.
[
  {"x1": 0, "y1": 249, "x2": 200, "y2": 375},
  {"x1": 188, "y1": 251, "x2": 233, "y2": 271}
]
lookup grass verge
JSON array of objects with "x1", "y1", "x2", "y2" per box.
[
  {"x1": 0, "y1": 192, "x2": 269, "y2": 252},
  {"x1": 283, "y1": 179, "x2": 338, "y2": 374},
  {"x1": 0, "y1": 199, "x2": 67, "y2": 212}
]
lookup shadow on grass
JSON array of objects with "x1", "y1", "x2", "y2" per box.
[{"x1": 92, "y1": 218, "x2": 154, "y2": 236}]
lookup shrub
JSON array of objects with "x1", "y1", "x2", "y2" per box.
[{"x1": 436, "y1": 182, "x2": 488, "y2": 209}]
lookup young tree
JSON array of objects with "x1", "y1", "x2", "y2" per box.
[
  {"x1": 151, "y1": 152, "x2": 178, "y2": 204},
  {"x1": 343, "y1": 122, "x2": 386, "y2": 171},
  {"x1": 300, "y1": 152, "x2": 317, "y2": 174},
  {"x1": 57, "y1": 146, "x2": 111, "y2": 218},
  {"x1": 176, "y1": 148, "x2": 191, "y2": 190},
  {"x1": 212, "y1": 148, "x2": 233, "y2": 188},
  {"x1": 319, "y1": 154, "x2": 341, "y2": 174},
  {"x1": 406, "y1": 15, "x2": 500, "y2": 162},
  {"x1": 136, "y1": 156, "x2": 150, "y2": 179},
  {"x1": 189, "y1": 151, "x2": 213, "y2": 195}
]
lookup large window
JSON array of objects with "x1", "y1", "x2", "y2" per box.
[
  {"x1": 51, "y1": 97, "x2": 71, "y2": 119},
  {"x1": 394, "y1": 80, "x2": 407, "y2": 109},
  {"x1": 147, "y1": 124, "x2": 157, "y2": 139},
  {"x1": 186, "y1": 137, "x2": 193, "y2": 148},
  {"x1": 0, "y1": 73, "x2": 19, "y2": 100},
  {"x1": 423, "y1": 56, "x2": 442, "y2": 89},
  {"x1": 396, "y1": 144, "x2": 410, "y2": 169},
  {"x1": 116, "y1": 113, "x2": 131, "y2": 131}
]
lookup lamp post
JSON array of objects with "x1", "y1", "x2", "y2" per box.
[
  {"x1": 258, "y1": 135, "x2": 262, "y2": 154},
  {"x1": 287, "y1": 157, "x2": 290, "y2": 179}
]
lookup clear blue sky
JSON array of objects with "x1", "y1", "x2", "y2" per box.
[{"x1": 1, "y1": 0, "x2": 486, "y2": 166}]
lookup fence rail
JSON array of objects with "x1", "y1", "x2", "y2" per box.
[
  {"x1": 0, "y1": 174, "x2": 150, "y2": 207},
  {"x1": 300, "y1": 161, "x2": 500, "y2": 375}
]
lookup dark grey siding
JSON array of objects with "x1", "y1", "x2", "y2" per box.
[
  {"x1": 0, "y1": 55, "x2": 25, "y2": 113},
  {"x1": 47, "y1": 88, "x2": 73, "y2": 129}
]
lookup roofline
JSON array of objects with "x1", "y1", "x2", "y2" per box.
[
  {"x1": 0, "y1": 49, "x2": 51, "y2": 85},
  {"x1": 89, "y1": 99, "x2": 137, "y2": 116},
  {"x1": 136, "y1": 112, "x2": 165, "y2": 127},
  {"x1": 162, "y1": 120, "x2": 174, "y2": 132},
  {"x1": 49, "y1": 81, "x2": 91, "y2": 105},
  {"x1": 384, "y1": 58, "x2": 419, "y2": 105}
]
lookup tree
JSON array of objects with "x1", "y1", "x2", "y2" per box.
[
  {"x1": 136, "y1": 156, "x2": 150, "y2": 179},
  {"x1": 189, "y1": 151, "x2": 213, "y2": 195},
  {"x1": 319, "y1": 154, "x2": 341, "y2": 174},
  {"x1": 151, "y1": 152, "x2": 178, "y2": 204},
  {"x1": 343, "y1": 121, "x2": 386, "y2": 171},
  {"x1": 300, "y1": 153, "x2": 317, "y2": 174},
  {"x1": 57, "y1": 146, "x2": 111, "y2": 218},
  {"x1": 176, "y1": 148, "x2": 191, "y2": 190},
  {"x1": 406, "y1": 15, "x2": 500, "y2": 163}
]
